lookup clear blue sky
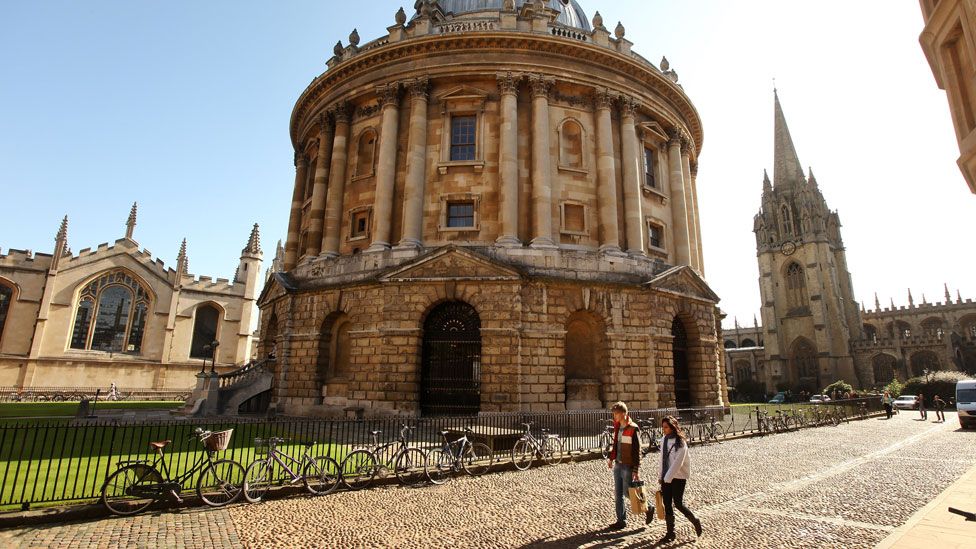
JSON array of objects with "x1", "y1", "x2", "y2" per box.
[{"x1": 2, "y1": 1, "x2": 972, "y2": 327}]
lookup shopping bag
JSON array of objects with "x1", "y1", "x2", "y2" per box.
[
  {"x1": 628, "y1": 481, "x2": 648, "y2": 514},
  {"x1": 655, "y1": 489, "x2": 665, "y2": 520}
]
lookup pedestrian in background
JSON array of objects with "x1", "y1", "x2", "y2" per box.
[
  {"x1": 934, "y1": 395, "x2": 946, "y2": 422},
  {"x1": 607, "y1": 401, "x2": 642, "y2": 530},
  {"x1": 657, "y1": 415, "x2": 702, "y2": 544},
  {"x1": 918, "y1": 393, "x2": 927, "y2": 420},
  {"x1": 882, "y1": 390, "x2": 894, "y2": 419}
]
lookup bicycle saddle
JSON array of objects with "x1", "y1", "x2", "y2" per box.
[
  {"x1": 439, "y1": 430, "x2": 450, "y2": 437},
  {"x1": 370, "y1": 430, "x2": 382, "y2": 436},
  {"x1": 303, "y1": 441, "x2": 315, "y2": 448},
  {"x1": 149, "y1": 440, "x2": 172, "y2": 450}
]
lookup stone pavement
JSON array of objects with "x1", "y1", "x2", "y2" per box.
[{"x1": 1, "y1": 412, "x2": 974, "y2": 548}]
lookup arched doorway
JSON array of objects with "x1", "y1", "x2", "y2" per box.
[
  {"x1": 791, "y1": 338, "x2": 819, "y2": 392},
  {"x1": 872, "y1": 354, "x2": 897, "y2": 385},
  {"x1": 420, "y1": 301, "x2": 482, "y2": 416},
  {"x1": 910, "y1": 350, "x2": 941, "y2": 377},
  {"x1": 564, "y1": 311, "x2": 607, "y2": 409},
  {"x1": 672, "y1": 318, "x2": 692, "y2": 408}
]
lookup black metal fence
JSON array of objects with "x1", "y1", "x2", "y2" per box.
[
  {"x1": 0, "y1": 386, "x2": 190, "y2": 403},
  {"x1": 0, "y1": 398, "x2": 882, "y2": 510}
]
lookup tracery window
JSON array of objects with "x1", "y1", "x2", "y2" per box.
[
  {"x1": 69, "y1": 271, "x2": 151, "y2": 354},
  {"x1": 780, "y1": 205, "x2": 794, "y2": 237},
  {"x1": 785, "y1": 262, "x2": 808, "y2": 313},
  {"x1": 792, "y1": 339, "x2": 817, "y2": 380}
]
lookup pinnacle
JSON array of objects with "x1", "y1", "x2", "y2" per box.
[
  {"x1": 125, "y1": 202, "x2": 138, "y2": 239},
  {"x1": 244, "y1": 223, "x2": 262, "y2": 255},
  {"x1": 177, "y1": 238, "x2": 189, "y2": 274},
  {"x1": 773, "y1": 90, "x2": 805, "y2": 188}
]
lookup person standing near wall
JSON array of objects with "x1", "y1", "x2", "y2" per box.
[
  {"x1": 657, "y1": 415, "x2": 702, "y2": 543},
  {"x1": 882, "y1": 391, "x2": 894, "y2": 419}
]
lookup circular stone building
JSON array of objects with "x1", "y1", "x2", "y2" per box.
[{"x1": 258, "y1": 0, "x2": 729, "y2": 417}]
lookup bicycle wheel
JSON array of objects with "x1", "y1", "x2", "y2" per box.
[
  {"x1": 394, "y1": 447, "x2": 428, "y2": 487},
  {"x1": 197, "y1": 459, "x2": 245, "y2": 507},
  {"x1": 425, "y1": 448, "x2": 452, "y2": 485},
  {"x1": 639, "y1": 430, "x2": 654, "y2": 453},
  {"x1": 782, "y1": 417, "x2": 795, "y2": 432},
  {"x1": 542, "y1": 437, "x2": 564, "y2": 466},
  {"x1": 462, "y1": 443, "x2": 494, "y2": 476},
  {"x1": 830, "y1": 413, "x2": 841, "y2": 427},
  {"x1": 600, "y1": 433, "x2": 612, "y2": 460},
  {"x1": 303, "y1": 456, "x2": 340, "y2": 495},
  {"x1": 341, "y1": 449, "x2": 377, "y2": 490},
  {"x1": 242, "y1": 459, "x2": 272, "y2": 503},
  {"x1": 101, "y1": 463, "x2": 163, "y2": 516},
  {"x1": 511, "y1": 438, "x2": 535, "y2": 471},
  {"x1": 373, "y1": 443, "x2": 399, "y2": 478}
]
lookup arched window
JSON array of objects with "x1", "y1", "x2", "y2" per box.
[
  {"x1": 785, "y1": 262, "x2": 808, "y2": 312},
  {"x1": 791, "y1": 338, "x2": 818, "y2": 387},
  {"x1": 872, "y1": 354, "x2": 896, "y2": 385},
  {"x1": 559, "y1": 119, "x2": 583, "y2": 169},
  {"x1": 922, "y1": 318, "x2": 945, "y2": 338},
  {"x1": 262, "y1": 313, "x2": 278, "y2": 359},
  {"x1": 317, "y1": 312, "x2": 352, "y2": 382},
  {"x1": 355, "y1": 130, "x2": 376, "y2": 177},
  {"x1": 0, "y1": 282, "x2": 12, "y2": 344},
  {"x1": 863, "y1": 324, "x2": 878, "y2": 341},
  {"x1": 741, "y1": 338, "x2": 757, "y2": 348},
  {"x1": 780, "y1": 204, "x2": 794, "y2": 236},
  {"x1": 910, "y1": 351, "x2": 941, "y2": 376},
  {"x1": 303, "y1": 153, "x2": 317, "y2": 201},
  {"x1": 190, "y1": 304, "x2": 221, "y2": 359},
  {"x1": 888, "y1": 320, "x2": 912, "y2": 339},
  {"x1": 70, "y1": 271, "x2": 151, "y2": 353},
  {"x1": 724, "y1": 340, "x2": 737, "y2": 349}
]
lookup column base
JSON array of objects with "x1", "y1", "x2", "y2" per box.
[
  {"x1": 394, "y1": 238, "x2": 424, "y2": 250},
  {"x1": 626, "y1": 248, "x2": 647, "y2": 258},
  {"x1": 494, "y1": 235, "x2": 522, "y2": 248},
  {"x1": 364, "y1": 242, "x2": 391, "y2": 253},
  {"x1": 599, "y1": 244, "x2": 627, "y2": 257},
  {"x1": 529, "y1": 236, "x2": 558, "y2": 249},
  {"x1": 318, "y1": 251, "x2": 339, "y2": 259}
]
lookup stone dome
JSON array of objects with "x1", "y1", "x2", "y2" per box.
[{"x1": 418, "y1": 0, "x2": 591, "y2": 31}]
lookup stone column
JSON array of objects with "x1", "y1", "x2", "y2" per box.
[
  {"x1": 496, "y1": 72, "x2": 522, "y2": 247},
  {"x1": 305, "y1": 114, "x2": 334, "y2": 258},
  {"x1": 367, "y1": 83, "x2": 401, "y2": 253},
  {"x1": 619, "y1": 95, "x2": 644, "y2": 255},
  {"x1": 690, "y1": 160, "x2": 705, "y2": 275},
  {"x1": 593, "y1": 88, "x2": 622, "y2": 254},
  {"x1": 667, "y1": 129, "x2": 692, "y2": 266},
  {"x1": 321, "y1": 102, "x2": 351, "y2": 257},
  {"x1": 398, "y1": 78, "x2": 429, "y2": 249},
  {"x1": 529, "y1": 74, "x2": 556, "y2": 248},
  {"x1": 283, "y1": 152, "x2": 308, "y2": 270},
  {"x1": 680, "y1": 137, "x2": 700, "y2": 271}
]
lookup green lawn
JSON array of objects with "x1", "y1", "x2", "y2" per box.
[{"x1": 0, "y1": 401, "x2": 184, "y2": 418}]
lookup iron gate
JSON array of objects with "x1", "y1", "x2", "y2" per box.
[
  {"x1": 421, "y1": 301, "x2": 482, "y2": 416},
  {"x1": 672, "y1": 318, "x2": 692, "y2": 408}
]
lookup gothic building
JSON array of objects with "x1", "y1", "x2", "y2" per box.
[
  {"x1": 0, "y1": 205, "x2": 262, "y2": 391},
  {"x1": 258, "y1": 0, "x2": 729, "y2": 417},
  {"x1": 724, "y1": 93, "x2": 976, "y2": 395}
]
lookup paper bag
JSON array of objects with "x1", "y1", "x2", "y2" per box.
[
  {"x1": 655, "y1": 489, "x2": 665, "y2": 519},
  {"x1": 629, "y1": 483, "x2": 648, "y2": 514}
]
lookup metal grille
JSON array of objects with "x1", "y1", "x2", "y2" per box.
[{"x1": 421, "y1": 302, "x2": 481, "y2": 416}]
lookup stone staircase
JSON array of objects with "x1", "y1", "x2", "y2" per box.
[{"x1": 177, "y1": 358, "x2": 274, "y2": 416}]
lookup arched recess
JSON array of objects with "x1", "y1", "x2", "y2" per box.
[
  {"x1": 0, "y1": 278, "x2": 16, "y2": 350},
  {"x1": 558, "y1": 118, "x2": 584, "y2": 169},
  {"x1": 921, "y1": 317, "x2": 945, "y2": 337},
  {"x1": 420, "y1": 301, "x2": 482, "y2": 416},
  {"x1": 355, "y1": 128, "x2": 377, "y2": 177},
  {"x1": 780, "y1": 204, "x2": 794, "y2": 237},
  {"x1": 724, "y1": 340, "x2": 737, "y2": 349},
  {"x1": 740, "y1": 338, "x2": 757, "y2": 348},
  {"x1": 671, "y1": 317, "x2": 693, "y2": 408},
  {"x1": 69, "y1": 269, "x2": 152, "y2": 354},
  {"x1": 863, "y1": 324, "x2": 878, "y2": 341},
  {"x1": 317, "y1": 311, "x2": 352, "y2": 387},
  {"x1": 190, "y1": 303, "x2": 223, "y2": 359},
  {"x1": 784, "y1": 262, "x2": 809, "y2": 313},
  {"x1": 261, "y1": 313, "x2": 278, "y2": 359},
  {"x1": 790, "y1": 337, "x2": 819, "y2": 392},
  {"x1": 871, "y1": 353, "x2": 897, "y2": 385},
  {"x1": 910, "y1": 350, "x2": 942, "y2": 376},
  {"x1": 887, "y1": 320, "x2": 912, "y2": 339},
  {"x1": 564, "y1": 310, "x2": 608, "y2": 409},
  {"x1": 957, "y1": 314, "x2": 976, "y2": 339},
  {"x1": 733, "y1": 360, "x2": 752, "y2": 382}
]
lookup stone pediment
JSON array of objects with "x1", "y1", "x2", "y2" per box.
[
  {"x1": 257, "y1": 273, "x2": 294, "y2": 306},
  {"x1": 644, "y1": 266, "x2": 720, "y2": 303},
  {"x1": 380, "y1": 246, "x2": 520, "y2": 283}
]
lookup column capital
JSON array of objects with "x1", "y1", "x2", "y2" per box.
[
  {"x1": 376, "y1": 82, "x2": 401, "y2": 108},
  {"x1": 294, "y1": 150, "x2": 307, "y2": 168},
  {"x1": 680, "y1": 135, "x2": 694, "y2": 156},
  {"x1": 330, "y1": 101, "x2": 351, "y2": 124},
  {"x1": 406, "y1": 77, "x2": 429, "y2": 101},
  {"x1": 592, "y1": 87, "x2": 615, "y2": 110},
  {"x1": 690, "y1": 160, "x2": 699, "y2": 177},
  {"x1": 317, "y1": 112, "x2": 334, "y2": 134},
  {"x1": 618, "y1": 94, "x2": 639, "y2": 118},
  {"x1": 496, "y1": 72, "x2": 522, "y2": 96},
  {"x1": 528, "y1": 74, "x2": 554, "y2": 99},
  {"x1": 667, "y1": 127, "x2": 683, "y2": 148}
]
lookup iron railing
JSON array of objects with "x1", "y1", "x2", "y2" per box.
[
  {"x1": 0, "y1": 386, "x2": 191, "y2": 403},
  {"x1": 0, "y1": 397, "x2": 883, "y2": 510}
]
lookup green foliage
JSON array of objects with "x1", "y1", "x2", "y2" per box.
[
  {"x1": 823, "y1": 380, "x2": 853, "y2": 396},
  {"x1": 884, "y1": 379, "x2": 904, "y2": 398},
  {"x1": 902, "y1": 371, "x2": 970, "y2": 404},
  {"x1": 734, "y1": 378, "x2": 766, "y2": 402}
]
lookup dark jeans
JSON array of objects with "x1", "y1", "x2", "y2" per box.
[
  {"x1": 936, "y1": 408, "x2": 945, "y2": 421},
  {"x1": 661, "y1": 479, "x2": 697, "y2": 534},
  {"x1": 884, "y1": 404, "x2": 893, "y2": 419}
]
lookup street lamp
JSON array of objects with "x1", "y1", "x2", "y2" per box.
[
  {"x1": 200, "y1": 344, "x2": 211, "y2": 374},
  {"x1": 209, "y1": 340, "x2": 220, "y2": 374}
]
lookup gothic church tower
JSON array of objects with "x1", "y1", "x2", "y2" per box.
[{"x1": 753, "y1": 91, "x2": 862, "y2": 391}]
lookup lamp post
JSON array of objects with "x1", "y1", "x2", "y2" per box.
[
  {"x1": 201, "y1": 345, "x2": 211, "y2": 374},
  {"x1": 210, "y1": 340, "x2": 220, "y2": 374}
]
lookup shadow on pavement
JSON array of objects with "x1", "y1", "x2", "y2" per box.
[{"x1": 519, "y1": 525, "x2": 648, "y2": 548}]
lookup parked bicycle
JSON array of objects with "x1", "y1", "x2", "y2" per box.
[
  {"x1": 426, "y1": 427, "x2": 494, "y2": 484},
  {"x1": 511, "y1": 422, "x2": 564, "y2": 470},
  {"x1": 598, "y1": 420, "x2": 614, "y2": 459},
  {"x1": 811, "y1": 405, "x2": 841, "y2": 427},
  {"x1": 340, "y1": 425, "x2": 427, "y2": 490},
  {"x1": 693, "y1": 412, "x2": 724, "y2": 444},
  {"x1": 242, "y1": 437, "x2": 340, "y2": 503},
  {"x1": 635, "y1": 417, "x2": 660, "y2": 454},
  {"x1": 100, "y1": 428, "x2": 244, "y2": 516}
]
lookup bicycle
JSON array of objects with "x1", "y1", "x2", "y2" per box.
[
  {"x1": 694, "y1": 413, "x2": 724, "y2": 443},
  {"x1": 811, "y1": 405, "x2": 841, "y2": 427},
  {"x1": 598, "y1": 420, "x2": 614, "y2": 459},
  {"x1": 635, "y1": 417, "x2": 660, "y2": 454},
  {"x1": 426, "y1": 427, "x2": 494, "y2": 484},
  {"x1": 756, "y1": 409, "x2": 775, "y2": 435},
  {"x1": 242, "y1": 437, "x2": 340, "y2": 503},
  {"x1": 511, "y1": 422, "x2": 564, "y2": 470},
  {"x1": 100, "y1": 427, "x2": 244, "y2": 516},
  {"x1": 341, "y1": 425, "x2": 428, "y2": 490}
]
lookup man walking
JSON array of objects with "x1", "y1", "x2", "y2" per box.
[
  {"x1": 607, "y1": 401, "x2": 642, "y2": 530},
  {"x1": 934, "y1": 395, "x2": 946, "y2": 422},
  {"x1": 918, "y1": 393, "x2": 927, "y2": 420}
]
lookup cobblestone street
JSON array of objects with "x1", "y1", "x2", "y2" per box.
[{"x1": 3, "y1": 413, "x2": 974, "y2": 548}]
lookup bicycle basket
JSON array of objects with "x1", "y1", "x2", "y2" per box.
[{"x1": 203, "y1": 429, "x2": 233, "y2": 451}]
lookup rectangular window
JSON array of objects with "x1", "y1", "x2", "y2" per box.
[
  {"x1": 945, "y1": 29, "x2": 976, "y2": 134},
  {"x1": 563, "y1": 204, "x2": 585, "y2": 233},
  {"x1": 351, "y1": 211, "x2": 369, "y2": 238},
  {"x1": 643, "y1": 147, "x2": 656, "y2": 188},
  {"x1": 450, "y1": 115, "x2": 477, "y2": 161},
  {"x1": 447, "y1": 201, "x2": 475, "y2": 228},
  {"x1": 648, "y1": 223, "x2": 663, "y2": 249}
]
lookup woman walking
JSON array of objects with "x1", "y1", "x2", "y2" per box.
[
  {"x1": 882, "y1": 391, "x2": 894, "y2": 419},
  {"x1": 657, "y1": 415, "x2": 702, "y2": 543}
]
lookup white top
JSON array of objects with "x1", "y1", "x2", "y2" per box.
[{"x1": 659, "y1": 436, "x2": 691, "y2": 483}]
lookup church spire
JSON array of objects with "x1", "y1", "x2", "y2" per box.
[
  {"x1": 874, "y1": 292, "x2": 881, "y2": 311},
  {"x1": 125, "y1": 202, "x2": 137, "y2": 240},
  {"x1": 762, "y1": 169, "x2": 772, "y2": 193},
  {"x1": 945, "y1": 283, "x2": 952, "y2": 304},
  {"x1": 773, "y1": 89, "x2": 805, "y2": 188},
  {"x1": 176, "y1": 238, "x2": 189, "y2": 276},
  {"x1": 242, "y1": 223, "x2": 262, "y2": 256},
  {"x1": 52, "y1": 215, "x2": 69, "y2": 269}
]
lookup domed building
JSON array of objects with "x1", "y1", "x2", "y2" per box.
[{"x1": 258, "y1": 0, "x2": 728, "y2": 416}]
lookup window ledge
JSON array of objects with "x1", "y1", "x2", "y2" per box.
[
  {"x1": 647, "y1": 245, "x2": 668, "y2": 258},
  {"x1": 351, "y1": 173, "x2": 374, "y2": 182},
  {"x1": 557, "y1": 165, "x2": 588, "y2": 175},
  {"x1": 438, "y1": 225, "x2": 480, "y2": 232},
  {"x1": 347, "y1": 235, "x2": 369, "y2": 242},
  {"x1": 559, "y1": 229, "x2": 589, "y2": 237},
  {"x1": 438, "y1": 161, "x2": 484, "y2": 175},
  {"x1": 642, "y1": 185, "x2": 669, "y2": 204}
]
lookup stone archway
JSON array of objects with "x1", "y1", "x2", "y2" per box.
[
  {"x1": 871, "y1": 353, "x2": 897, "y2": 385},
  {"x1": 910, "y1": 350, "x2": 941, "y2": 377},
  {"x1": 420, "y1": 301, "x2": 482, "y2": 416},
  {"x1": 672, "y1": 317, "x2": 692, "y2": 408},
  {"x1": 564, "y1": 311, "x2": 608, "y2": 409}
]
